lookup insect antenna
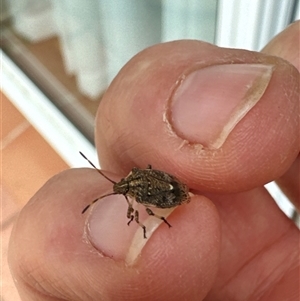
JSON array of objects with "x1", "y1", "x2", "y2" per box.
[
  {"x1": 81, "y1": 192, "x2": 117, "y2": 214},
  {"x1": 79, "y1": 152, "x2": 116, "y2": 184}
]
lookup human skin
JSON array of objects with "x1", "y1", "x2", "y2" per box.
[{"x1": 8, "y1": 21, "x2": 299, "y2": 301}]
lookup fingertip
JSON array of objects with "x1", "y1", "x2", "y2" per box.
[
  {"x1": 96, "y1": 40, "x2": 299, "y2": 192},
  {"x1": 8, "y1": 169, "x2": 220, "y2": 301},
  {"x1": 262, "y1": 20, "x2": 300, "y2": 70}
]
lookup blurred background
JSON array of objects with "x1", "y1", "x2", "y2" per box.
[{"x1": 1, "y1": 1, "x2": 299, "y2": 300}]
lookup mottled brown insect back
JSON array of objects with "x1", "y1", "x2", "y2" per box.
[{"x1": 80, "y1": 152, "x2": 190, "y2": 239}]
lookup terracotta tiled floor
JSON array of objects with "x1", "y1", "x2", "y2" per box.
[{"x1": 1, "y1": 91, "x2": 69, "y2": 300}]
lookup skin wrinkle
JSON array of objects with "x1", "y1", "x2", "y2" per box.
[
  {"x1": 204, "y1": 187, "x2": 290, "y2": 292},
  {"x1": 106, "y1": 133, "x2": 135, "y2": 171},
  {"x1": 21, "y1": 257, "x2": 102, "y2": 301},
  {"x1": 119, "y1": 140, "x2": 151, "y2": 165},
  {"x1": 282, "y1": 73, "x2": 296, "y2": 106},
  {"x1": 36, "y1": 265, "x2": 73, "y2": 300},
  {"x1": 261, "y1": 265, "x2": 299, "y2": 301},
  {"x1": 21, "y1": 281, "x2": 68, "y2": 301},
  {"x1": 253, "y1": 240, "x2": 298, "y2": 301},
  {"x1": 217, "y1": 222, "x2": 298, "y2": 301},
  {"x1": 252, "y1": 252, "x2": 299, "y2": 301},
  {"x1": 18, "y1": 264, "x2": 62, "y2": 300}
]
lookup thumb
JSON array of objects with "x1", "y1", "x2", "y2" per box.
[
  {"x1": 8, "y1": 168, "x2": 220, "y2": 301},
  {"x1": 96, "y1": 40, "x2": 299, "y2": 193}
]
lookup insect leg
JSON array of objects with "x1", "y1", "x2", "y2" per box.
[
  {"x1": 124, "y1": 195, "x2": 131, "y2": 206},
  {"x1": 134, "y1": 210, "x2": 147, "y2": 239},
  {"x1": 125, "y1": 195, "x2": 135, "y2": 225},
  {"x1": 127, "y1": 206, "x2": 134, "y2": 226},
  {"x1": 146, "y1": 208, "x2": 172, "y2": 228}
]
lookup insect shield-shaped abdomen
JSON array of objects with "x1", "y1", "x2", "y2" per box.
[
  {"x1": 80, "y1": 152, "x2": 191, "y2": 239},
  {"x1": 133, "y1": 169, "x2": 191, "y2": 209}
]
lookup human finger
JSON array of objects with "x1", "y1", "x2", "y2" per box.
[
  {"x1": 262, "y1": 21, "x2": 300, "y2": 208},
  {"x1": 96, "y1": 40, "x2": 299, "y2": 193},
  {"x1": 8, "y1": 169, "x2": 220, "y2": 301},
  {"x1": 203, "y1": 187, "x2": 299, "y2": 300}
]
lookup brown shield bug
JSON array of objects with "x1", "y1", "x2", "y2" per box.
[{"x1": 80, "y1": 152, "x2": 190, "y2": 239}]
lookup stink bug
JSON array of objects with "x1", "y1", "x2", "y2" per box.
[{"x1": 80, "y1": 152, "x2": 190, "y2": 238}]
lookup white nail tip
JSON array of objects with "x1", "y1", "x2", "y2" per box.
[{"x1": 125, "y1": 207, "x2": 175, "y2": 266}]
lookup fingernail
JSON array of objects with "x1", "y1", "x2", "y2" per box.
[
  {"x1": 85, "y1": 195, "x2": 175, "y2": 265},
  {"x1": 169, "y1": 64, "x2": 273, "y2": 149}
]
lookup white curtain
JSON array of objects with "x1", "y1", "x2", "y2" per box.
[{"x1": 6, "y1": 0, "x2": 299, "y2": 99}]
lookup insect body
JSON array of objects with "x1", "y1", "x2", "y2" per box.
[{"x1": 80, "y1": 152, "x2": 190, "y2": 238}]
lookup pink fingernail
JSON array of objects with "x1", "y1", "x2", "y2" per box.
[{"x1": 169, "y1": 63, "x2": 274, "y2": 149}]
